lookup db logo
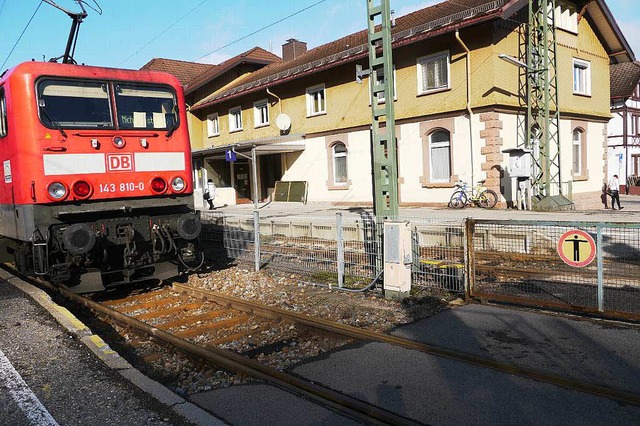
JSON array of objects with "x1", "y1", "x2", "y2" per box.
[{"x1": 106, "y1": 154, "x2": 134, "y2": 172}]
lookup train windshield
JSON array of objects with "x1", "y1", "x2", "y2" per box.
[
  {"x1": 37, "y1": 79, "x2": 113, "y2": 128},
  {"x1": 114, "y1": 83, "x2": 178, "y2": 130}
]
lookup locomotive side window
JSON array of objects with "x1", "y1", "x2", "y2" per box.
[
  {"x1": 37, "y1": 79, "x2": 113, "y2": 129},
  {"x1": 0, "y1": 88, "x2": 7, "y2": 137},
  {"x1": 114, "y1": 84, "x2": 177, "y2": 130}
]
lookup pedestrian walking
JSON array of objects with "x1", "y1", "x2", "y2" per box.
[
  {"x1": 608, "y1": 174, "x2": 623, "y2": 210},
  {"x1": 204, "y1": 179, "x2": 216, "y2": 210},
  {"x1": 601, "y1": 183, "x2": 609, "y2": 209}
]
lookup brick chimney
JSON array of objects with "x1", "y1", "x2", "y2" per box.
[{"x1": 282, "y1": 39, "x2": 307, "y2": 62}]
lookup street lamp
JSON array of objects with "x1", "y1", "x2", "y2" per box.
[{"x1": 498, "y1": 53, "x2": 530, "y2": 70}]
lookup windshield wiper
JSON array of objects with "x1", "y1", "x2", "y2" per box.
[
  {"x1": 40, "y1": 106, "x2": 68, "y2": 139},
  {"x1": 165, "y1": 119, "x2": 179, "y2": 138}
]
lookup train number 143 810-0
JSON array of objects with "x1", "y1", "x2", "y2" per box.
[{"x1": 99, "y1": 182, "x2": 145, "y2": 193}]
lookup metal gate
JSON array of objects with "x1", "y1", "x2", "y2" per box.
[{"x1": 469, "y1": 219, "x2": 640, "y2": 320}]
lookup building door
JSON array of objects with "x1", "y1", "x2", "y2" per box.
[
  {"x1": 260, "y1": 154, "x2": 282, "y2": 200},
  {"x1": 233, "y1": 162, "x2": 251, "y2": 203}
]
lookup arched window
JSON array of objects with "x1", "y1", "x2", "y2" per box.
[
  {"x1": 572, "y1": 128, "x2": 583, "y2": 175},
  {"x1": 429, "y1": 130, "x2": 451, "y2": 182},
  {"x1": 332, "y1": 142, "x2": 348, "y2": 184}
]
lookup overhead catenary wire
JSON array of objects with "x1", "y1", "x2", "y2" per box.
[
  {"x1": 116, "y1": 0, "x2": 211, "y2": 67},
  {"x1": 1, "y1": 1, "x2": 44, "y2": 71},
  {"x1": 193, "y1": 0, "x2": 327, "y2": 62}
]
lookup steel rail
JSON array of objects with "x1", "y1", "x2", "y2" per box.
[
  {"x1": 44, "y1": 282, "x2": 421, "y2": 426},
  {"x1": 172, "y1": 283, "x2": 640, "y2": 407}
]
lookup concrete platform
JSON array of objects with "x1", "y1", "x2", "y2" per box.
[
  {"x1": 0, "y1": 273, "x2": 223, "y2": 426},
  {"x1": 210, "y1": 194, "x2": 640, "y2": 222}
]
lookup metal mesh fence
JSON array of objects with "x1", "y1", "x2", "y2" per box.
[
  {"x1": 200, "y1": 211, "x2": 383, "y2": 288},
  {"x1": 471, "y1": 220, "x2": 640, "y2": 318},
  {"x1": 598, "y1": 225, "x2": 640, "y2": 316},
  {"x1": 259, "y1": 216, "x2": 341, "y2": 279},
  {"x1": 410, "y1": 218, "x2": 465, "y2": 292},
  {"x1": 200, "y1": 211, "x2": 640, "y2": 319}
]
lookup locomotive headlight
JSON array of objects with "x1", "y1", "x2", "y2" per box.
[
  {"x1": 171, "y1": 177, "x2": 185, "y2": 192},
  {"x1": 112, "y1": 136, "x2": 126, "y2": 148},
  {"x1": 48, "y1": 182, "x2": 68, "y2": 200}
]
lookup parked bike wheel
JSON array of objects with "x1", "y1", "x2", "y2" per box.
[
  {"x1": 449, "y1": 191, "x2": 467, "y2": 209},
  {"x1": 478, "y1": 189, "x2": 498, "y2": 208}
]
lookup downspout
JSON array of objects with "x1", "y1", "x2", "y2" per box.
[
  {"x1": 455, "y1": 29, "x2": 475, "y2": 186},
  {"x1": 266, "y1": 87, "x2": 282, "y2": 115}
]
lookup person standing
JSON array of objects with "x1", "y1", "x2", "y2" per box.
[
  {"x1": 204, "y1": 179, "x2": 216, "y2": 210},
  {"x1": 609, "y1": 174, "x2": 623, "y2": 210}
]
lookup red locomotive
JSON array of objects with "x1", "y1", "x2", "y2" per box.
[{"x1": 0, "y1": 61, "x2": 202, "y2": 293}]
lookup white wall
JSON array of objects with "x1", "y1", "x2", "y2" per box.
[{"x1": 269, "y1": 113, "x2": 607, "y2": 206}]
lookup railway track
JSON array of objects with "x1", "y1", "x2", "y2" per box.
[
  {"x1": 5, "y1": 267, "x2": 640, "y2": 423},
  {"x1": 53, "y1": 281, "x2": 421, "y2": 425}
]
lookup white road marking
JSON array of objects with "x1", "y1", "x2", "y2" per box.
[{"x1": 0, "y1": 349, "x2": 59, "y2": 426}]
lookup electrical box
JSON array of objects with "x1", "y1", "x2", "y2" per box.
[
  {"x1": 502, "y1": 148, "x2": 532, "y2": 178},
  {"x1": 383, "y1": 221, "x2": 412, "y2": 299}
]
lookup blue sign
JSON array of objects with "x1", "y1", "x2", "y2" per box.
[{"x1": 225, "y1": 150, "x2": 237, "y2": 162}]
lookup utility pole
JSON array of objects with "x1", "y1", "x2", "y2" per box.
[
  {"x1": 526, "y1": 0, "x2": 572, "y2": 210},
  {"x1": 364, "y1": 0, "x2": 399, "y2": 219}
]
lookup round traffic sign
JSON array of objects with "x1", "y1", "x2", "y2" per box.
[{"x1": 557, "y1": 229, "x2": 596, "y2": 267}]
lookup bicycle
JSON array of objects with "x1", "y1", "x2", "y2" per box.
[{"x1": 448, "y1": 180, "x2": 498, "y2": 209}]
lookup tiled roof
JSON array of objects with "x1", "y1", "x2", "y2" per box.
[
  {"x1": 185, "y1": 47, "x2": 282, "y2": 94},
  {"x1": 140, "y1": 58, "x2": 215, "y2": 85},
  {"x1": 191, "y1": 0, "x2": 505, "y2": 110},
  {"x1": 610, "y1": 61, "x2": 640, "y2": 99}
]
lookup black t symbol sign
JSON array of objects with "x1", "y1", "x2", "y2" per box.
[{"x1": 565, "y1": 234, "x2": 588, "y2": 262}]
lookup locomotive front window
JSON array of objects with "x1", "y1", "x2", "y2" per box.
[
  {"x1": 37, "y1": 79, "x2": 113, "y2": 128},
  {"x1": 114, "y1": 84, "x2": 177, "y2": 130}
]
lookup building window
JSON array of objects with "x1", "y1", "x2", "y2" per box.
[
  {"x1": 632, "y1": 114, "x2": 640, "y2": 135},
  {"x1": 417, "y1": 51, "x2": 450, "y2": 94},
  {"x1": 0, "y1": 88, "x2": 7, "y2": 138},
  {"x1": 573, "y1": 59, "x2": 591, "y2": 96},
  {"x1": 429, "y1": 130, "x2": 451, "y2": 182},
  {"x1": 332, "y1": 142, "x2": 348, "y2": 185},
  {"x1": 571, "y1": 124, "x2": 588, "y2": 180},
  {"x1": 253, "y1": 99, "x2": 269, "y2": 128},
  {"x1": 572, "y1": 128, "x2": 583, "y2": 175},
  {"x1": 371, "y1": 65, "x2": 397, "y2": 104},
  {"x1": 206, "y1": 113, "x2": 219, "y2": 137},
  {"x1": 306, "y1": 84, "x2": 326, "y2": 117},
  {"x1": 229, "y1": 106, "x2": 242, "y2": 132}
]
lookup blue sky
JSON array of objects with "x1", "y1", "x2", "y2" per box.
[{"x1": 1, "y1": 0, "x2": 638, "y2": 70}]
